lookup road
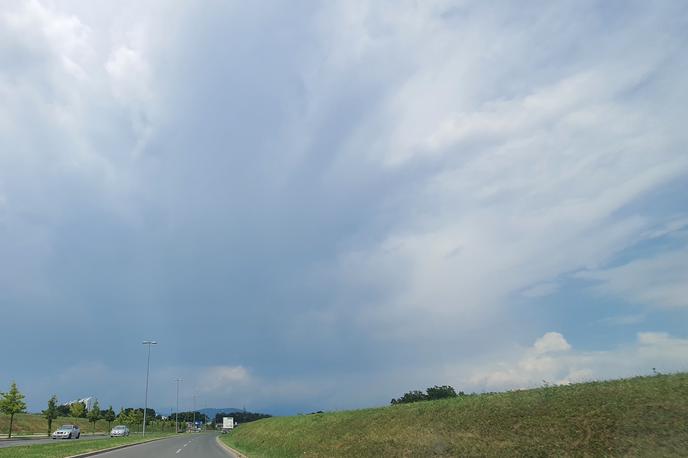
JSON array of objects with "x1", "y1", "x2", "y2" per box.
[
  {"x1": 0, "y1": 434, "x2": 108, "y2": 449},
  {"x1": 96, "y1": 433, "x2": 235, "y2": 458}
]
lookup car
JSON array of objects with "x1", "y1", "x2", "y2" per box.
[
  {"x1": 52, "y1": 424, "x2": 81, "y2": 439},
  {"x1": 110, "y1": 425, "x2": 130, "y2": 437}
]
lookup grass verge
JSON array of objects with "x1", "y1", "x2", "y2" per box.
[
  {"x1": 0, "y1": 433, "x2": 175, "y2": 458},
  {"x1": 222, "y1": 372, "x2": 688, "y2": 457}
]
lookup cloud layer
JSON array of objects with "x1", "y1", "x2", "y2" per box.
[{"x1": 1, "y1": 0, "x2": 687, "y2": 414}]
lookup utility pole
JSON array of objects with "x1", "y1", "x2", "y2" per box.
[
  {"x1": 192, "y1": 395, "x2": 196, "y2": 428},
  {"x1": 142, "y1": 340, "x2": 157, "y2": 437},
  {"x1": 175, "y1": 378, "x2": 183, "y2": 433}
]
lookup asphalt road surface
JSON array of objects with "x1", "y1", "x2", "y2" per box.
[
  {"x1": 96, "y1": 433, "x2": 235, "y2": 458},
  {"x1": 0, "y1": 434, "x2": 109, "y2": 449}
]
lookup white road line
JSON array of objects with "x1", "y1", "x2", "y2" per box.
[{"x1": 176, "y1": 448, "x2": 182, "y2": 453}]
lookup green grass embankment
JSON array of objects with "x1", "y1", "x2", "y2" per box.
[
  {"x1": 0, "y1": 432, "x2": 175, "y2": 458},
  {"x1": 0, "y1": 415, "x2": 110, "y2": 437},
  {"x1": 223, "y1": 373, "x2": 688, "y2": 457},
  {"x1": 0, "y1": 414, "x2": 177, "y2": 437}
]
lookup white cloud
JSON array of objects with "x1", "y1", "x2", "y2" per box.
[
  {"x1": 464, "y1": 331, "x2": 688, "y2": 391},
  {"x1": 533, "y1": 332, "x2": 571, "y2": 354},
  {"x1": 106, "y1": 46, "x2": 150, "y2": 102},
  {"x1": 641, "y1": 216, "x2": 688, "y2": 240},
  {"x1": 328, "y1": 0, "x2": 688, "y2": 338},
  {"x1": 521, "y1": 282, "x2": 559, "y2": 298},
  {"x1": 1, "y1": 0, "x2": 94, "y2": 80},
  {"x1": 579, "y1": 248, "x2": 688, "y2": 309},
  {"x1": 196, "y1": 366, "x2": 251, "y2": 394}
]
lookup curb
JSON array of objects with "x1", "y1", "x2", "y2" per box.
[
  {"x1": 65, "y1": 436, "x2": 173, "y2": 458},
  {"x1": 215, "y1": 435, "x2": 247, "y2": 458},
  {"x1": 0, "y1": 437, "x2": 49, "y2": 441}
]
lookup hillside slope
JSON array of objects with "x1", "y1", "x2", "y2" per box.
[{"x1": 223, "y1": 373, "x2": 688, "y2": 457}]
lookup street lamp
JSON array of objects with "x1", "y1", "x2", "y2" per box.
[
  {"x1": 175, "y1": 378, "x2": 183, "y2": 433},
  {"x1": 192, "y1": 394, "x2": 196, "y2": 428},
  {"x1": 142, "y1": 340, "x2": 157, "y2": 437}
]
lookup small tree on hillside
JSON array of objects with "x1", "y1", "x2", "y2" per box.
[
  {"x1": 69, "y1": 401, "x2": 86, "y2": 418},
  {"x1": 87, "y1": 400, "x2": 101, "y2": 435},
  {"x1": 391, "y1": 390, "x2": 427, "y2": 405},
  {"x1": 43, "y1": 395, "x2": 59, "y2": 437},
  {"x1": 426, "y1": 385, "x2": 458, "y2": 400},
  {"x1": 0, "y1": 382, "x2": 27, "y2": 438},
  {"x1": 103, "y1": 406, "x2": 116, "y2": 431}
]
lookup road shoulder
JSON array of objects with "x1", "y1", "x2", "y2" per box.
[{"x1": 215, "y1": 435, "x2": 246, "y2": 458}]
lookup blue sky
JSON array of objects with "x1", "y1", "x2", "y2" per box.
[{"x1": 1, "y1": 0, "x2": 687, "y2": 416}]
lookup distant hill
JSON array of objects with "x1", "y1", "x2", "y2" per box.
[
  {"x1": 198, "y1": 407, "x2": 243, "y2": 419},
  {"x1": 221, "y1": 373, "x2": 688, "y2": 457}
]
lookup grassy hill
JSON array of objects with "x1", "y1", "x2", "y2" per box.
[{"x1": 223, "y1": 373, "x2": 688, "y2": 457}]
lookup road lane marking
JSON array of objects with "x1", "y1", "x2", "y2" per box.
[{"x1": 176, "y1": 448, "x2": 182, "y2": 453}]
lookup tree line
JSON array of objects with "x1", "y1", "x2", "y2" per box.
[
  {"x1": 169, "y1": 411, "x2": 209, "y2": 423},
  {"x1": 213, "y1": 411, "x2": 271, "y2": 425}
]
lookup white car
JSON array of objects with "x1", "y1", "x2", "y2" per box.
[
  {"x1": 110, "y1": 425, "x2": 130, "y2": 437},
  {"x1": 52, "y1": 424, "x2": 81, "y2": 439}
]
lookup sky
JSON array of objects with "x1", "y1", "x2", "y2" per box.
[{"x1": 1, "y1": 0, "x2": 687, "y2": 416}]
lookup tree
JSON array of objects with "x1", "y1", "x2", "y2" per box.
[
  {"x1": 43, "y1": 395, "x2": 59, "y2": 437},
  {"x1": 56, "y1": 404, "x2": 71, "y2": 417},
  {"x1": 130, "y1": 409, "x2": 143, "y2": 432},
  {"x1": 69, "y1": 402, "x2": 86, "y2": 418},
  {"x1": 425, "y1": 385, "x2": 458, "y2": 400},
  {"x1": 391, "y1": 390, "x2": 427, "y2": 405},
  {"x1": 103, "y1": 406, "x2": 116, "y2": 432},
  {"x1": 87, "y1": 400, "x2": 101, "y2": 435},
  {"x1": 0, "y1": 382, "x2": 27, "y2": 438}
]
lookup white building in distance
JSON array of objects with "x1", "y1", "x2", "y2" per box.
[{"x1": 63, "y1": 396, "x2": 96, "y2": 411}]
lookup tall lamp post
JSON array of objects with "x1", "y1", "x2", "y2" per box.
[
  {"x1": 175, "y1": 378, "x2": 183, "y2": 433},
  {"x1": 142, "y1": 340, "x2": 157, "y2": 437},
  {"x1": 192, "y1": 394, "x2": 196, "y2": 428}
]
